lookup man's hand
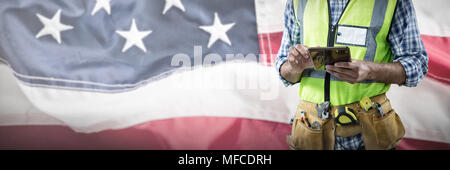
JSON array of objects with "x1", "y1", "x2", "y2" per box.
[
  {"x1": 325, "y1": 59, "x2": 370, "y2": 84},
  {"x1": 326, "y1": 59, "x2": 407, "y2": 85},
  {"x1": 280, "y1": 45, "x2": 313, "y2": 83},
  {"x1": 287, "y1": 45, "x2": 313, "y2": 74}
]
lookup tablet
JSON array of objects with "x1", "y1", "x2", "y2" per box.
[{"x1": 308, "y1": 47, "x2": 351, "y2": 70}]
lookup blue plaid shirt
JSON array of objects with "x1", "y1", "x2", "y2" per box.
[{"x1": 277, "y1": 0, "x2": 429, "y2": 150}]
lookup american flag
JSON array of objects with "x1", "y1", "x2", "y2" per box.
[
  {"x1": 0, "y1": 0, "x2": 259, "y2": 91},
  {"x1": 0, "y1": 0, "x2": 449, "y2": 149}
]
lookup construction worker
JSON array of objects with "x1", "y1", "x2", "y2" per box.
[{"x1": 277, "y1": 0, "x2": 428, "y2": 150}]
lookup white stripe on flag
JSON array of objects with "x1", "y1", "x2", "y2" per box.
[
  {"x1": 412, "y1": 0, "x2": 450, "y2": 37},
  {"x1": 255, "y1": 0, "x2": 287, "y2": 34},
  {"x1": 0, "y1": 63, "x2": 300, "y2": 133}
]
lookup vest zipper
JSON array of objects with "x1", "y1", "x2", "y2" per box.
[
  {"x1": 328, "y1": 0, "x2": 350, "y2": 47},
  {"x1": 328, "y1": 25, "x2": 336, "y2": 47},
  {"x1": 325, "y1": 0, "x2": 350, "y2": 103}
]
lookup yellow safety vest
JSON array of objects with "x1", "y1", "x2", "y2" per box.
[{"x1": 293, "y1": 0, "x2": 397, "y2": 106}]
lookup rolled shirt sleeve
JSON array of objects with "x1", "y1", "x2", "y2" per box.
[
  {"x1": 389, "y1": 0, "x2": 429, "y2": 87},
  {"x1": 275, "y1": 0, "x2": 300, "y2": 87}
]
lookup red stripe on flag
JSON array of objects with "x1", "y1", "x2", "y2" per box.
[
  {"x1": 1, "y1": 117, "x2": 449, "y2": 150},
  {"x1": 397, "y1": 138, "x2": 450, "y2": 150},
  {"x1": 258, "y1": 32, "x2": 283, "y2": 66},
  {"x1": 0, "y1": 117, "x2": 290, "y2": 150},
  {"x1": 422, "y1": 35, "x2": 450, "y2": 85}
]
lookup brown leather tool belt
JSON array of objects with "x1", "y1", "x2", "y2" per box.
[{"x1": 287, "y1": 93, "x2": 405, "y2": 150}]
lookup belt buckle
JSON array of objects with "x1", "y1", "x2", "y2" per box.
[{"x1": 334, "y1": 106, "x2": 358, "y2": 126}]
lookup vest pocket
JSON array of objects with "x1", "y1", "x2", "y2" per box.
[{"x1": 373, "y1": 110, "x2": 405, "y2": 149}]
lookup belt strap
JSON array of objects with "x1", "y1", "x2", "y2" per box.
[{"x1": 299, "y1": 93, "x2": 390, "y2": 120}]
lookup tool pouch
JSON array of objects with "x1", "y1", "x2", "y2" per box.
[
  {"x1": 358, "y1": 99, "x2": 405, "y2": 150},
  {"x1": 288, "y1": 103, "x2": 335, "y2": 150}
]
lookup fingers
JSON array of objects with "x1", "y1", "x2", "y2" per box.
[
  {"x1": 289, "y1": 44, "x2": 311, "y2": 65},
  {"x1": 288, "y1": 53, "x2": 298, "y2": 64},
  {"x1": 289, "y1": 45, "x2": 309, "y2": 59},
  {"x1": 289, "y1": 46, "x2": 299, "y2": 57},
  {"x1": 287, "y1": 44, "x2": 315, "y2": 70},
  {"x1": 326, "y1": 64, "x2": 359, "y2": 84},
  {"x1": 326, "y1": 65, "x2": 357, "y2": 79},
  {"x1": 326, "y1": 69, "x2": 357, "y2": 84},
  {"x1": 334, "y1": 59, "x2": 364, "y2": 69},
  {"x1": 288, "y1": 46, "x2": 300, "y2": 64},
  {"x1": 295, "y1": 44, "x2": 310, "y2": 59},
  {"x1": 334, "y1": 62, "x2": 354, "y2": 69}
]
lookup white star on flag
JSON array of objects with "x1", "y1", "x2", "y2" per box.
[
  {"x1": 35, "y1": 9, "x2": 74, "y2": 44},
  {"x1": 199, "y1": 12, "x2": 235, "y2": 48},
  {"x1": 91, "y1": 0, "x2": 111, "y2": 16},
  {"x1": 162, "y1": 0, "x2": 185, "y2": 15},
  {"x1": 116, "y1": 18, "x2": 152, "y2": 53}
]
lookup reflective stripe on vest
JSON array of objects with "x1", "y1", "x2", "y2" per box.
[{"x1": 294, "y1": 0, "x2": 397, "y2": 106}]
